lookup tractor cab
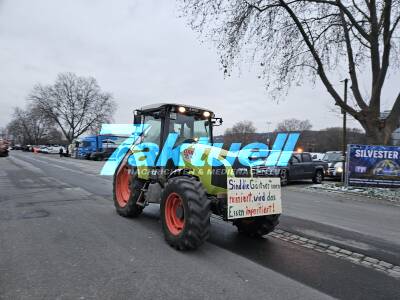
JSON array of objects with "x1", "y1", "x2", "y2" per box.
[{"x1": 133, "y1": 103, "x2": 222, "y2": 148}]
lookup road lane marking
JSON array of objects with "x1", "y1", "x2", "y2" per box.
[{"x1": 8, "y1": 156, "x2": 46, "y2": 175}]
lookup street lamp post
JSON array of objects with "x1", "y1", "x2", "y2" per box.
[{"x1": 342, "y1": 78, "x2": 348, "y2": 183}]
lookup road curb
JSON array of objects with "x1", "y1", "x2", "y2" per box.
[{"x1": 271, "y1": 229, "x2": 400, "y2": 279}]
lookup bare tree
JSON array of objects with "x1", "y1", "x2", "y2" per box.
[
  {"x1": 276, "y1": 118, "x2": 313, "y2": 131},
  {"x1": 29, "y1": 72, "x2": 116, "y2": 143},
  {"x1": 6, "y1": 119, "x2": 24, "y2": 144},
  {"x1": 179, "y1": 1, "x2": 400, "y2": 144},
  {"x1": 7, "y1": 105, "x2": 55, "y2": 145},
  {"x1": 224, "y1": 120, "x2": 257, "y2": 144},
  {"x1": 0, "y1": 127, "x2": 7, "y2": 139}
]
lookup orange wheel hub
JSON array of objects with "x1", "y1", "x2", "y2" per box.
[
  {"x1": 165, "y1": 192, "x2": 185, "y2": 235},
  {"x1": 116, "y1": 166, "x2": 131, "y2": 207}
]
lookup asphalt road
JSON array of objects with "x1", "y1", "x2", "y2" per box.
[{"x1": 1, "y1": 151, "x2": 399, "y2": 299}]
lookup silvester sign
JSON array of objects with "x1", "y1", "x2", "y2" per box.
[{"x1": 346, "y1": 144, "x2": 400, "y2": 188}]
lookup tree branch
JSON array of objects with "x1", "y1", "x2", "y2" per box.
[
  {"x1": 338, "y1": 1, "x2": 367, "y2": 110},
  {"x1": 243, "y1": 0, "x2": 284, "y2": 12},
  {"x1": 279, "y1": 0, "x2": 360, "y2": 119},
  {"x1": 305, "y1": 0, "x2": 371, "y2": 41},
  {"x1": 352, "y1": 0, "x2": 370, "y2": 21}
]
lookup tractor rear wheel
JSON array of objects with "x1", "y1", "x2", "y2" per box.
[
  {"x1": 234, "y1": 215, "x2": 280, "y2": 237},
  {"x1": 113, "y1": 162, "x2": 144, "y2": 218},
  {"x1": 161, "y1": 176, "x2": 210, "y2": 250}
]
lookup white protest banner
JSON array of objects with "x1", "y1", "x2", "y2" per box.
[{"x1": 227, "y1": 177, "x2": 282, "y2": 219}]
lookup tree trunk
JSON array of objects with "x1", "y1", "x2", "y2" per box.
[{"x1": 364, "y1": 122, "x2": 393, "y2": 145}]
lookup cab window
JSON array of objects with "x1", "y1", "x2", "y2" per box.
[
  {"x1": 169, "y1": 113, "x2": 210, "y2": 145},
  {"x1": 143, "y1": 115, "x2": 162, "y2": 146}
]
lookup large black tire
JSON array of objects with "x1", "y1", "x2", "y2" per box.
[
  {"x1": 234, "y1": 214, "x2": 280, "y2": 237},
  {"x1": 312, "y1": 169, "x2": 324, "y2": 184},
  {"x1": 113, "y1": 162, "x2": 144, "y2": 218},
  {"x1": 161, "y1": 176, "x2": 210, "y2": 250}
]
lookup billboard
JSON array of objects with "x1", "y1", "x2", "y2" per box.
[{"x1": 346, "y1": 144, "x2": 400, "y2": 188}]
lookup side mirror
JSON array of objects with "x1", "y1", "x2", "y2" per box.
[{"x1": 212, "y1": 117, "x2": 223, "y2": 126}]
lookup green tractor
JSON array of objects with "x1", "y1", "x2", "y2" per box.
[{"x1": 113, "y1": 103, "x2": 281, "y2": 250}]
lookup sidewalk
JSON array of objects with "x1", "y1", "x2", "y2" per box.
[{"x1": 306, "y1": 182, "x2": 400, "y2": 203}]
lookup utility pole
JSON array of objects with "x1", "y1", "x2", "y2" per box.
[
  {"x1": 266, "y1": 121, "x2": 272, "y2": 147},
  {"x1": 342, "y1": 78, "x2": 348, "y2": 183}
]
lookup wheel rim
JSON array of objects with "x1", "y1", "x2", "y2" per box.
[
  {"x1": 116, "y1": 166, "x2": 131, "y2": 207},
  {"x1": 165, "y1": 192, "x2": 185, "y2": 235},
  {"x1": 318, "y1": 173, "x2": 322, "y2": 182}
]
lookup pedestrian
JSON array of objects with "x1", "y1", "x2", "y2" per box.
[
  {"x1": 59, "y1": 147, "x2": 64, "y2": 158},
  {"x1": 75, "y1": 141, "x2": 80, "y2": 159},
  {"x1": 66, "y1": 147, "x2": 69, "y2": 157},
  {"x1": 68, "y1": 144, "x2": 73, "y2": 157}
]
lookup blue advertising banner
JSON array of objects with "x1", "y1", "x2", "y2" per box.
[{"x1": 346, "y1": 144, "x2": 400, "y2": 188}]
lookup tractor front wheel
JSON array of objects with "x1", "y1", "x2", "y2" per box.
[
  {"x1": 161, "y1": 176, "x2": 210, "y2": 250},
  {"x1": 113, "y1": 162, "x2": 144, "y2": 218},
  {"x1": 234, "y1": 215, "x2": 280, "y2": 237}
]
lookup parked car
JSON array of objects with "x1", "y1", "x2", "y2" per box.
[
  {"x1": 254, "y1": 152, "x2": 328, "y2": 185},
  {"x1": 32, "y1": 146, "x2": 41, "y2": 153},
  {"x1": 39, "y1": 146, "x2": 49, "y2": 154},
  {"x1": 323, "y1": 151, "x2": 345, "y2": 180},
  {"x1": 12, "y1": 144, "x2": 22, "y2": 150},
  {"x1": 47, "y1": 145, "x2": 66, "y2": 154},
  {"x1": 311, "y1": 152, "x2": 325, "y2": 161}
]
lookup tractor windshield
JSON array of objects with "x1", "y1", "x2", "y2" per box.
[{"x1": 169, "y1": 113, "x2": 211, "y2": 145}]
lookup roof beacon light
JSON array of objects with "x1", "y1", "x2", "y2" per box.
[
  {"x1": 203, "y1": 111, "x2": 211, "y2": 118},
  {"x1": 178, "y1": 106, "x2": 186, "y2": 113}
]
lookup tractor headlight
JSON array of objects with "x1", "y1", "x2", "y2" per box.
[
  {"x1": 203, "y1": 111, "x2": 211, "y2": 118},
  {"x1": 336, "y1": 166, "x2": 343, "y2": 173},
  {"x1": 178, "y1": 106, "x2": 186, "y2": 113}
]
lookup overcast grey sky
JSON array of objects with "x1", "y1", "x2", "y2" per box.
[{"x1": 0, "y1": 0, "x2": 398, "y2": 134}]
